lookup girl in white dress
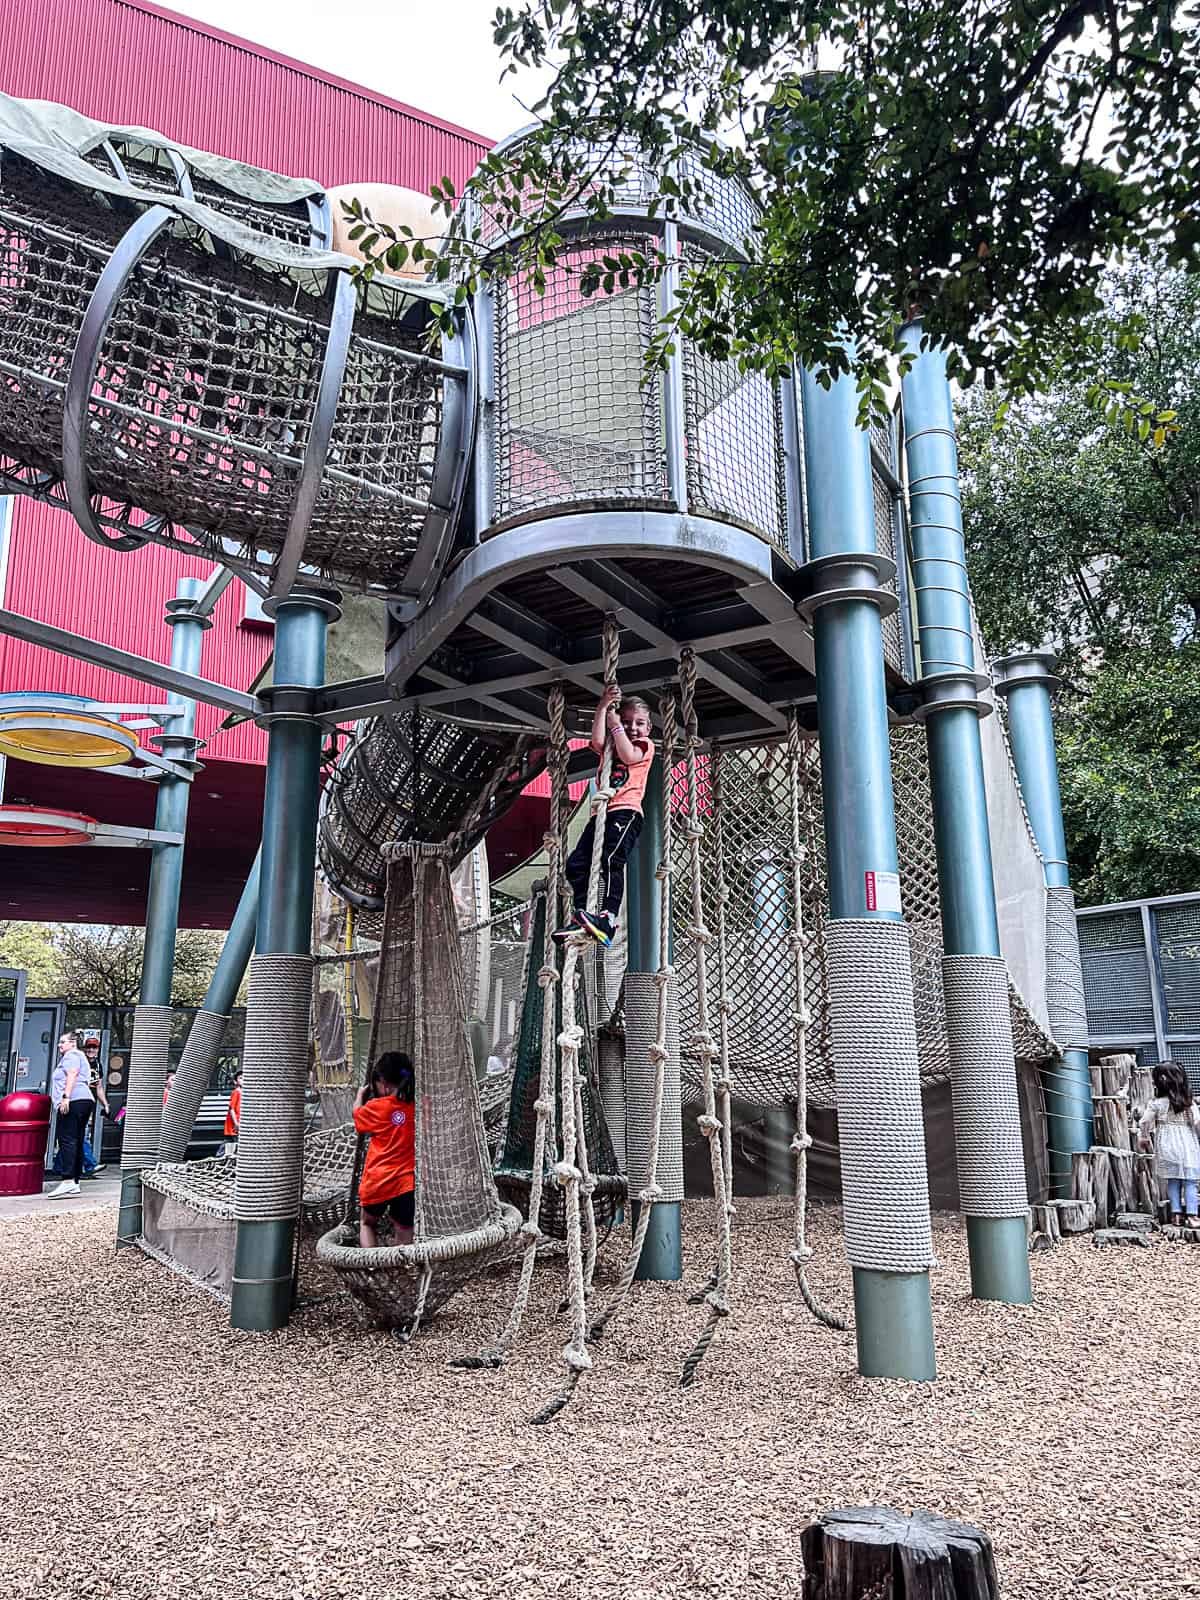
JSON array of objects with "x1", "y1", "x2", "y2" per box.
[{"x1": 1137, "y1": 1062, "x2": 1200, "y2": 1227}]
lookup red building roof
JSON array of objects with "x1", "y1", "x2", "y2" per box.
[{"x1": 0, "y1": 0, "x2": 492, "y2": 926}]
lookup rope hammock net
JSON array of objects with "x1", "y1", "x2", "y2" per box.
[{"x1": 314, "y1": 844, "x2": 521, "y2": 1331}]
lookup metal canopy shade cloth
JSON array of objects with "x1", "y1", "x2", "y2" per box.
[
  {"x1": 316, "y1": 845, "x2": 520, "y2": 1330},
  {"x1": 0, "y1": 93, "x2": 474, "y2": 601},
  {"x1": 0, "y1": 805, "x2": 96, "y2": 844}
]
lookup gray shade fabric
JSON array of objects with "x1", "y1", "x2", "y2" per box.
[
  {"x1": 0, "y1": 92, "x2": 323, "y2": 205},
  {"x1": 0, "y1": 92, "x2": 348, "y2": 273},
  {"x1": 941, "y1": 954, "x2": 1029, "y2": 1216},
  {"x1": 822, "y1": 918, "x2": 935, "y2": 1273}
]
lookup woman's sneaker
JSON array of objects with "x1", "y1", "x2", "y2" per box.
[
  {"x1": 46, "y1": 1179, "x2": 81, "y2": 1198},
  {"x1": 579, "y1": 909, "x2": 616, "y2": 946}
]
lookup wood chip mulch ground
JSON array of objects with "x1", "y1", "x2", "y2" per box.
[{"x1": 1, "y1": 1199, "x2": 1197, "y2": 1599}]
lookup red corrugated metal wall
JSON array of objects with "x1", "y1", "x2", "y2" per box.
[
  {"x1": 0, "y1": 0, "x2": 491, "y2": 772},
  {"x1": 1, "y1": 502, "x2": 269, "y2": 763},
  {"x1": 1, "y1": 0, "x2": 490, "y2": 191}
]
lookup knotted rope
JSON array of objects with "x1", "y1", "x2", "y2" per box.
[
  {"x1": 452, "y1": 691, "x2": 570, "y2": 1372},
  {"x1": 677, "y1": 648, "x2": 734, "y2": 1387},
  {"x1": 787, "y1": 710, "x2": 847, "y2": 1331},
  {"x1": 531, "y1": 618, "x2": 620, "y2": 1423},
  {"x1": 588, "y1": 687, "x2": 677, "y2": 1345}
]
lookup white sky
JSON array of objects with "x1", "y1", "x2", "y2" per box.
[{"x1": 155, "y1": 0, "x2": 545, "y2": 143}]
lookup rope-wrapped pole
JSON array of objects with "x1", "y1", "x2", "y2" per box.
[
  {"x1": 117, "y1": 577, "x2": 205, "y2": 1246},
  {"x1": 787, "y1": 712, "x2": 848, "y2": 1330},
  {"x1": 230, "y1": 587, "x2": 338, "y2": 1332}
]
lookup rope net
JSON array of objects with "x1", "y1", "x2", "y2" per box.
[
  {"x1": 669, "y1": 724, "x2": 1056, "y2": 1111},
  {"x1": 0, "y1": 148, "x2": 456, "y2": 595}
]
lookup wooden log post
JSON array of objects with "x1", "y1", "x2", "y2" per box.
[
  {"x1": 1135, "y1": 1151, "x2": 1159, "y2": 1216},
  {"x1": 1089, "y1": 1147, "x2": 1112, "y2": 1226},
  {"x1": 801, "y1": 1507, "x2": 1000, "y2": 1599},
  {"x1": 1050, "y1": 1198, "x2": 1095, "y2": 1234},
  {"x1": 1071, "y1": 1153, "x2": 1094, "y2": 1210},
  {"x1": 1104, "y1": 1147, "x2": 1135, "y2": 1215},
  {"x1": 1030, "y1": 1203, "x2": 1061, "y2": 1244}
]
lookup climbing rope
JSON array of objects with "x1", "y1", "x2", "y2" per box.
[
  {"x1": 588, "y1": 686, "x2": 677, "y2": 1345},
  {"x1": 451, "y1": 691, "x2": 569, "y2": 1372},
  {"x1": 677, "y1": 647, "x2": 734, "y2": 1387},
  {"x1": 531, "y1": 618, "x2": 621, "y2": 1424},
  {"x1": 786, "y1": 710, "x2": 848, "y2": 1331}
]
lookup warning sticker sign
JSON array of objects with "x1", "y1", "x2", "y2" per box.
[{"x1": 864, "y1": 870, "x2": 903, "y2": 915}]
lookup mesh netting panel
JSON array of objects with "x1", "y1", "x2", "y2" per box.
[
  {"x1": 0, "y1": 158, "x2": 125, "y2": 479},
  {"x1": 670, "y1": 724, "x2": 1054, "y2": 1110},
  {"x1": 142, "y1": 1122, "x2": 358, "y2": 1226},
  {"x1": 318, "y1": 715, "x2": 541, "y2": 909},
  {"x1": 1045, "y1": 885, "x2": 1090, "y2": 1051},
  {"x1": 369, "y1": 847, "x2": 504, "y2": 1246},
  {"x1": 675, "y1": 149, "x2": 760, "y2": 251},
  {"x1": 681, "y1": 269, "x2": 787, "y2": 549},
  {"x1": 492, "y1": 234, "x2": 668, "y2": 524},
  {"x1": 495, "y1": 891, "x2": 624, "y2": 1234}
]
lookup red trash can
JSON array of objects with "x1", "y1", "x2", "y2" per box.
[{"x1": 0, "y1": 1092, "x2": 53, "y2": 1195}]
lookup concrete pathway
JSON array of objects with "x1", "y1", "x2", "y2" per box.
[{"x1": 0, "y1": 1169, "x2": 122, "y2": 1222}]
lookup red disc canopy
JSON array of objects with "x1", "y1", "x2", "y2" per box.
[{"x1": 0, "y1": 805, "x2": 97, "y2": 847}]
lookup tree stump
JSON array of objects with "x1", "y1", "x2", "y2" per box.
[
  {"x1": 1071, "y1": 1152, "x2": 1095, "y2": 1209},
  {"x1": 1088, "y1": 1147, "x2": 1112, "y2": 1224},
  {"x1": 1050, "y1": 1198, "x2": 1095, "y2": 1234},
  {"x1": 1030, "y1": 1203, "x2": 1061, "y2": 1244},
  {"x1": 1135, "y1": 1152, "x2": 1159, "y2": 1214},
  {"x1": 801, "y1": 1507, "x2": 999, "y2": 1599}
]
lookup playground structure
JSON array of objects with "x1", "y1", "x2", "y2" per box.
[{"x1": 0, "y1": 94, "x2": 1100, "y2": 1393}]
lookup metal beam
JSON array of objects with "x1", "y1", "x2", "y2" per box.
[
  {"x1": 0, "y1": 608, "x2": 261, "y2": 718},
  {"x1": 551, "y1": 564, "x2": 787, "y2": 732},
  {"x1": 382, "y1": 510, "x2": 780, "y2": 691}
]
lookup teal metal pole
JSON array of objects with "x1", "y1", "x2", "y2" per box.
[
  {"x1": 900, "y1": 326, "x2": 1032, "y2": 1305},
  {"x1": 626, "y1": 756, "x2": 683, "y2": 1280},
  {"x1": 230, "y1": 589, "x2": 335, "y2": 1331},
  {"x1": 204, "y1": 851, "x2": 261, "y2": 1015},
  {"x1": 799, "y1": 352, "x2": 936, "y2": 1381},
  {"x1": 992, "y1": 652, "x2": 1094, "y2": 1193},
  {"x1": 117, "y1": 577, "x2": 205, "y2": 1247}
]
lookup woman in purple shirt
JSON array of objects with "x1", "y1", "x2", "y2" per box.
[{"x1": 46, "y1": 1031, "x2": 94, "y2": 1199}]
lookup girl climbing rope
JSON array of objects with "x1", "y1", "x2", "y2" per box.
[
  {"x1": 1137, "y1": 1062, "x2": 1200, "y2": 1227},
  {"x1": 554, "y1": 686, "x2": 655, "y2": 947}
]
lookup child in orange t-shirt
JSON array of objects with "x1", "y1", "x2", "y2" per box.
[
  {"x1": 222, "y1": 1070, "x2": 243, "y2": 1157},
  {"x1": 352, "y1": 1051, "x2": 416, "y2": 1248},
  {"x1": 555, "y1": 687, "x2": 654, "y2": 947}
]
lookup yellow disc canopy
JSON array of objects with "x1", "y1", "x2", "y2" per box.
[{"x1": 0, "y1": 695, "x2": 138, "y2": 769}]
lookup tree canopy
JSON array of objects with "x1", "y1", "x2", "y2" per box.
[
  {"x1": 960, "y1": 260, "x2": 1200, "y2": 903},
  {"x1": 361, "y1": 0, "x2": 1200, "y2": 413},
  {"x1": 0, "y1": 924, "x2": 225, "y2": 1007}
]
